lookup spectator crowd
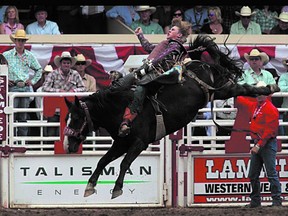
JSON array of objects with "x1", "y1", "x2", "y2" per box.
[{"x1": 0, "y1": 5, "x2": 288, "y2": 35}]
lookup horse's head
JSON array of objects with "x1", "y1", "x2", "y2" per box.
[{"x1": 64, "y1": 96, "x2": 94, "y2": 153}]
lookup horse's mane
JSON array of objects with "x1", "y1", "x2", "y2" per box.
[
  {"x1": 85, "y1": 88, "x2": 133, "y2": 111},
  {"x1": 188, "y1": 34, "x2": 244, "y2": 80}
]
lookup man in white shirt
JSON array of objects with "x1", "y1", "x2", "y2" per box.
[{"x1": 26, "y1": 6, "x2": 61, "y2": 35}]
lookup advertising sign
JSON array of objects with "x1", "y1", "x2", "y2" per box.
[
  {"x1": 0, "y1": 69, "x2": 7, "y2": 140},
  {"x1": 191, "y1": 154, "x2": 288, "y2": 204},
  {"x1": 11, "y1": 154, "x2": 162, "y2": 206}
]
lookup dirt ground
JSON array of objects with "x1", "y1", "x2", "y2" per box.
[{"x1": 0, "y1": 206, "x2": 288, "y2": 216}]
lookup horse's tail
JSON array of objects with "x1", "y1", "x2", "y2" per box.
[{"x1": 188, "y1": 34, "x2": 244, "y2": 80}]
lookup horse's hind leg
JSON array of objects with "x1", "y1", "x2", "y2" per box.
[
  {"x1": 111, "y1": 138, "x2": 146, "y2": 199},
  {"x1": 84, "y1": 142, "x2": 126, "y2": 197}
]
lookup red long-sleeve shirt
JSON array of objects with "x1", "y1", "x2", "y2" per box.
[{"x1": 236, "y1": 96, "x2": 279, "y2": 147}]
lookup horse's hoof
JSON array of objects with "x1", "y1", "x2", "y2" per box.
[
  {"x1": 83, "y1": 182, "x2": 95, "y2": 197},
  {"x1": 111, "y1": 189, "x2": 123, "y2": 199},
  {"x1": 84, "y1": 188, "x2": 95, "y2": 197}
]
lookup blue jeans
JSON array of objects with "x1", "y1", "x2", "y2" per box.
[
  {"x1": 9, "y1": 86, "x2": 31, "y2": 136},
  {"x1": 248, "y1": 138, "x2": 282, "y2": 204}
]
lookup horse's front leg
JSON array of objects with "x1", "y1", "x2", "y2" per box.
[
  {"x1": 84, "y1": 142, "x2": 126, "y2": 197},
  {"x1": 111, "y1": 138, "x2": 146, "y2": 199}
]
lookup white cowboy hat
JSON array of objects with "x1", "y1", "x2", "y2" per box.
[
  {"x1": 275, "y1": 12, "x2": 288, "y2": 23},
  {"x1": 235, "y1": 6, "x2": 256, "y2": 17},
  {"x1": 135, "y1": 5, "x2": 156, "y2": 14},
  {"x1": 75, "y1": 54, "x2": 92, "y2": 66},
  {"x1": 43, "y1": 64, "x2": 53, "y2": 73},
  {"x1": 244, "y1": 49, "x2": 269, "y2": 65},
  {"x1": 54, "y1": 51, "x2": 77, "y2": 67},
  {"x1": 10, "y1": 29, "x2": 30, "y2": 43}
]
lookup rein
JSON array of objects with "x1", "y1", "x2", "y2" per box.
[
  {"x1": 64, "y1": 100, "x2": 94, "y2": 140},
  {"x1": 185, "y1": 62, "x2": 235, "y2": 105}
]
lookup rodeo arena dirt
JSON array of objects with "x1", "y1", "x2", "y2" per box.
[{"x1": 0, "y1": 206, "x2": 288, "y2": 216}]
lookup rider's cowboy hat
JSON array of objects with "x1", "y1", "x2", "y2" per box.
[
  {"x1": 54, "y1": 51, "x2": 77, "y2": 67},
  {"x1": 135, "y1": 6, "x2": 156, "y2": 14},
  {"x1": 10, "y1": 29, "x2": 30, "y2": 43},
  {"x1": 235, "y1": 6, "x2": 256, "y2": 17},
  {"x1": 275, "y1": 12, "x2": 288, "y2": 23},
  {"x1": 244, "y1": 49, "x2": 269, "y2": 65},
  {"x1": 75, "y1": 54, "x2": 92, "y2": 66},
  {"x1": 43, "y1": 65, "x2": 53, "y2": 73}
]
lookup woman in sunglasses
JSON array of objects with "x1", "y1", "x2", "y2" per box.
[
  {"x1": 164, "y1": 7, "x2": 188, "y2": 34},
  {"x1": 200, "y1": 6, "x2": 229, "y2": 34}
]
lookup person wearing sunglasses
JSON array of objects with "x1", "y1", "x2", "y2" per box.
[
  {"x1": 230, "y1": 6, "x2": 262, "y2": 34},
  {"x1": 238, "y1": 49, "x2": 275, "y2": 86},
  {"x1": 74, "y1": 54, "x2": 97, "y2": 92},
  {"x1": 200, "y1": 6, "x2": 229, "y2": 34},
  {"x1": 163, "y1": 7, "x2": 186, "y2": 34}
]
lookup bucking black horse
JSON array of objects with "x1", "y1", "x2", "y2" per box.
[{"x1": 63, "y1": 35, "x2": 280, "y2": 199}]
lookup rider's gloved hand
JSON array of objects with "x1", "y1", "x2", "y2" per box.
[{"x1": 134, "y1": 60, "x2": 152, "y2": 78}]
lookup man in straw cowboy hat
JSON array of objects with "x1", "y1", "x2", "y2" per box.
[
  {"x1": 131, "y1": 5, "x2": 164, "y2": 34},
  {"x1": 3, "y1": 29, "x2": 42, "y2": 137},
  {"x1": 74, "y1": 54, "x2": 97, "y2": 92},
  {"x1": 270, "y1": 12, "x2": 288, "y2": 34},
  {"x1": 238, "y1": 48, "x2": 276, "y2": 86},
  {"x1": 42, "y1": 51, "x2": 86, "y2": 93},
  {"x1": 42, "y1": 51, "x2": 86, "y2": 138},
  {"x1": 230, "y1": 6, "x2": 261, "y2": 34},
  {"x1": 236, "y1": 81, "x2": 282, "y2": 208},
  {"x1": 118, "y1": 17, "x2": 191, "y2": 137}
]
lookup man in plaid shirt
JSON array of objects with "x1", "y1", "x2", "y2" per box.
[{"x1": 42, "y1": 51, "x2": 86, "y2": 138}]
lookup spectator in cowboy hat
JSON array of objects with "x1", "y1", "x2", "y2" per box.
[
  {"x1": 2, "y1": 29, "x2": 42, "y2": 137},
  {"x1": 270, "y1": 12, "x2": 288, "y2": 34},
  {"x1": 26, "y1": 5, "x2": 61, "y2": 35},
  {"x1": 130, "y1": 5, "x2": 164, "y2": 34},
  {"x1": 230, "y1": 6, "x2": 261, "y2": 34},
  {"x1": 238, "y1": 49, "x2": 276, "y2": 86},
  {"x1": 74, "y1": 53, "x2": 97, "y2": 92},
  {"x1": 42, "y1": 51, "x2": 86, "y2": 139},
  {"x1": 42, "y1": 51, "x2": 85, "y2": 92}
]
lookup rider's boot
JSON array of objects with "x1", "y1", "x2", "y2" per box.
[{"x1": 118, "y1": 107, "x2": 137, "y2": 137}]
